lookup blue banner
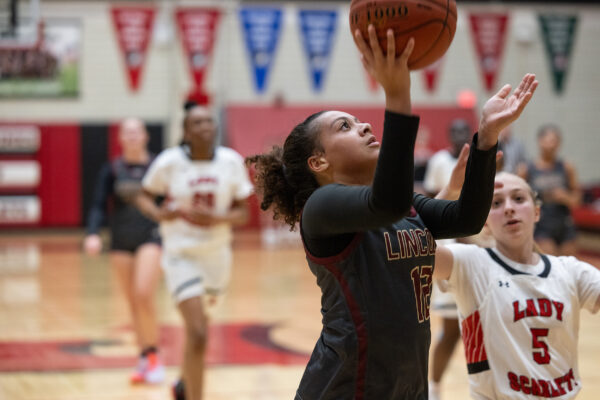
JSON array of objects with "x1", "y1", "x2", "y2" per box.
[
  {"x1": 239, "y1": 7, "x2": 283, "y2": 93},
  {"x1": 298, "y1": 9, "x2": 338, "y2": 92}
]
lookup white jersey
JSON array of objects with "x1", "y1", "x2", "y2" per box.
[
  {"x1": 142, "y1": 145, "x2": 253, "y2": 253},
  {"x1": 446, "y1": 244, "x2": 600, "y2": 400},
  {"x1": 423, "y1": 149, "x2": 456, "y2": 194}
]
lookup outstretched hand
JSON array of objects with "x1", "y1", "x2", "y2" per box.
[
  {"x1": 478, "y1": 73, "x2": 538, "y2": 150},
  {"x1": 353, "y1": 25, "x2": 414, "y2": 114}
]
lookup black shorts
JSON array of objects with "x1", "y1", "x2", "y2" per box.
[
  {"x1": 111, "y1": 226, "x2": 161, "y2": 253},
  {"x1": 534, "y1": 214, "x2": 577, "y2": 245}
]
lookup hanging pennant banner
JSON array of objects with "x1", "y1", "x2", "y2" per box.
[
  {"x1": 539, "y1": 14, "x2": 578, "y2": 94},
  {"x1": 239, "y1": 7, "x2": 283, "y2": 93},
  {"x1": 175, "y1": 7, "x2": 221, "y2": 103},
  {"x1": 298, "y1": 9, "x2": 337, "y2": 92},
  {"x1": 422, "y1": 57, "x2": 445, "y2": 93},
  {"x1": 110, "y1": 6, "x2": 155, "y2": 91},
  {"x1": 469, "y1": 13, "x2": 509, "y2": 92}
]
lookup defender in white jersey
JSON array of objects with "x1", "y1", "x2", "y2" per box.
[
  {"x1": 434, "y1": 172, "x2": 600, "y2": 399},
  {"x1": 137, "y1": 103, "x2": 253, "y2": 400}
]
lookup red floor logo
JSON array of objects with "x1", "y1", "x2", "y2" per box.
[{"x1": 0, "y1": 322, "x2": 309, "y2": 372}]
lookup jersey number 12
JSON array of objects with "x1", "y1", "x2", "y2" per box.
[{"x1": 410, "y1": 265, "x2": 433, "y2": 323}]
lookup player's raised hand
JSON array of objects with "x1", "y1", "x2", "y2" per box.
[
  {"x1": 354, "y1": 25, "x2": 414, "y2": 114},
  {"x1": 436, "y1": 144, "x2": 504, "y2": 201},
  {"x1": 478, "y1": 73, "x2": 538, "y2": 150}
]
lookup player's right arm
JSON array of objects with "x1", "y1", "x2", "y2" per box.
[
  {"x1": 135, "y1": 149, "x2": 180, "y2": 223},
  {"x1": 83, "y1": 163, "x2": 113, "y2": 255}
]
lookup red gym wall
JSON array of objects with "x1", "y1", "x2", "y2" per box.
[
  {"x1": 226, "y1": 104, "x2": 478, "y2": 228},
  {"x1": 0, "y1": 106, "x2": 476, "y2": 229}
]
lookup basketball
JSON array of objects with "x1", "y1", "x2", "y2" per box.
[{"x1": 349, "y1": 0, "x2": 457, "y2": 70}]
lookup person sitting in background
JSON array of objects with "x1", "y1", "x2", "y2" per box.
[
  {"x1": 498, "y1": 126, "x2": 528, "y2": 173},
  {"x1": 83, "y1": 117, "x2": 164, "y2": 385},
  {"x1": 423, "y1": 119, "x2": 472, "y2": 197},
  {"x1": 518, "y1": 124, "x2": 581, "y2": 256}
]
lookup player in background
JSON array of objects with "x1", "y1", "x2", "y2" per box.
[
  {"x1": 497, "y1": 126, "x2": 528, "y2": 174},
  {"x1": 83, "y1": 118, "x2": 165, "y2": 384},
  {"x1": 434, "y1": 171, "x2": 600, "y2": 399},
  {"x1": 423, "y1": 118, "x2": 472, "y2": 197},
  {"x1": 136, "y1": 102, "x2": 253, "y2": 400},
  {"x1": 518, "y1": 124, "x2": 581, "y2": 256},
  {"x1": 247, "y1": 24, "x2": 538, "y2": 399}
]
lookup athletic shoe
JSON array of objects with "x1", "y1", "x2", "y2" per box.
[
  {"x1": 143, "y1": 352, "x2": 165, "y2": 384},
  {"x1": 172, "y1": 379, "x2": 185, "y2": 400},
  {"x1": 129, "y1": 353, "x2": 165, "y2": 385},
  {"x1": 129, "y1": 356, "x2": 148, "y2": 384}
]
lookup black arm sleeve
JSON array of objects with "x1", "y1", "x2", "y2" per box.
[
  {"x1": 302, "y1": 111, "x2": 419, "y2": 238},
  {"x1": 86, "y1": 163, "x2": 113, "y2": 234},
  {"x1": 413, "y1": 133, "x2": 497, "y2": 239}
]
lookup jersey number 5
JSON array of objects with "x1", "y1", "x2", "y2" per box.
[
  {"x1": 410, "y1": 265, "x2": 433, "y2": 323},
  {"x1": 531, "y1": 328, "x2": 551, "y2": 364}
]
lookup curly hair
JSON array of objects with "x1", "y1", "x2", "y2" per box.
[{"x1": 246, "y1": 111, "x2": 326, "y2": 229}]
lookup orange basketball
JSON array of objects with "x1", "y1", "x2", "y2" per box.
[{"x1": 349, "y1": 0, "x2": 457, "y2": 70}]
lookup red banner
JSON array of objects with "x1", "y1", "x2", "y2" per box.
[
  {"x1": 469, "y1": 13, "x2": 509, "y2": 92},
  {"x1": 110, "y1": 6, "x2": 155, "y2": 91},
  {"x1": 175, "y1": 8, "x2": 221, "y2": 104},
  {"x1": 422, "y1": 57, "x2": 445, "y2": 93}
]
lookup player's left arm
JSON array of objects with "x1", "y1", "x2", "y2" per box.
[
  {"x1": 215, "y1": 153, "x2": 253, "y2": 226},
  {"x1": 571, "y1": 257, "x2": 600, "y2": 314},
  {"x1": 433, "y1": 245, "x2": 454, "y2": 280},
  {"x1": 435, "y1": 144, "x2": 469, "y2": 201}
]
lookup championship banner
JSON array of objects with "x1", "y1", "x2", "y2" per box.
[
  {"x1": 0, "y1": 161, "x2": 40, "y2": 189},
  {"x1": 175, "y1": 8, "x2": 221, "y2": 104},
  {"x1": 0, "y1": 196, "x2": 40, "y2": 225},
  {"x1": 469, "y1": 13, "x2": 509, "y2": 92},
  {"x1": 110, "y1": 6, "x2": 155, "y2": 92},
  {"x1": 422, "y1": 57, "x2": 445, "y2": 93},
  {"x1": 0, "y1": 125, "x2": 40, "y2": 153},
  {"x1": 539, "y1": 14, "x2": 578, "y2": 94},
  {"x1": 298, "y1": 9, "x2": 338, "y2": 92},
  {"x1": 239, "y1": 7, "x2": 283, "y2": 93}
]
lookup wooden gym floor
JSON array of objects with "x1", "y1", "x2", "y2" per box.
[{"x1": 0, "y1": 229, "x2": 598, "y2": 400}]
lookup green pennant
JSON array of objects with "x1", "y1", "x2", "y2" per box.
[{"x1": 539, "y1": 14, "x2": 578, "y2": 94}]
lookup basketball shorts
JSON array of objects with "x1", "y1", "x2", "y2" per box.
[
  {"x1": 161, "y1": 245, "x2": 232, "y2": 304},
  {"x1": 534, "y1": 214, "x2": 577, "y2": 245},
  {"x1": 111, "y1": 226, "x2": 161, "y2": 253}
]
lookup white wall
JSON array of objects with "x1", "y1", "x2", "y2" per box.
[{"x1": 1, "y1": 1, "x2": 599, "y2": 183}]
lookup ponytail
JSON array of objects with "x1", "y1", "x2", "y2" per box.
[{"x1": 246, "y1": 111, "x2": 326, "y2": 229}]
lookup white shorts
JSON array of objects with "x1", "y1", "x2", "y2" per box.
[{"x1": 161, "y1": 245, "x2": 232, "y2": 304}]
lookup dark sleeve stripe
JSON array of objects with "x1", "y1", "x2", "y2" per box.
[{"x1": 467, "y1": 360, "x2": 490, "y2": 374}]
